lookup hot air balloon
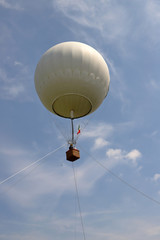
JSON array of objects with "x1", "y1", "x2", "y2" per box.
[{"x1": 34, "y1": 42, "x2": 110, "y2": 161}]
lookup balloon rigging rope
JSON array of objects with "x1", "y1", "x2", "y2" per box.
[
  {"x1": 80, "y1": 145, "x2": 160, "y2": 206},
  {"x1": 0, "y1": 144, "x2": 66, "y2": 186},
  {"x1": 72, "y1": 162, "x2": 86, "y2": 240},
  {"x1": 49, "y1": 113, "x2": 70, "y2": 142},
  {"x1": 75, "y1": 115, "x2": 94, "y2": 143}
]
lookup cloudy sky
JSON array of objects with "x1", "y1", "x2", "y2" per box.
[{"x1": 1, "y1": 0, "x2": 160, "y2": 239}]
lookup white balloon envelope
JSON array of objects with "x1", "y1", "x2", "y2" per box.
[{"x1": 34, "y1": 41, "x2": 110, "y2": 119}]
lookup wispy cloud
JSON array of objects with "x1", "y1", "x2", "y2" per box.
[
  {"x1": 0, "y1": 139, "x2": 104, "y2": 207},
  {"x1": 53, "y1": 0, "x2": 160, "y2": 51},
  {"x1": 53, "y1": 0, "x2": 130, "y2": 45},
  {"x1": 137, "y1": 0, "x2": 160, "y2": 46},
  {"x1": 81, "y1": 122, "x2": 114, "y2": 139},
  {"x1": 152, "y1": 173, "x2": 160, "y2": 182},
  {"x1": 0, "y1": 138, "x2": 141, "y2": 211},
  {"x1": 146, "y1": 79, "x2": 160, "y2": 94},
  {"x1": 145, "y1": 1, "x2": 160, "y2": 26},
  {"x1": 0, "y1": 0, "x2": 23, "y2": 10},
  {"x1": 0, "y1": 61, "x2": 32, "y2": 101},
  {"x1": 2, "y1": 84, "x2": 24, "y2": 98}
]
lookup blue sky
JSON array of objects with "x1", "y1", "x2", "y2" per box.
[{"x1": 1, "y1": 0, "x2": 160, "y2": 239}]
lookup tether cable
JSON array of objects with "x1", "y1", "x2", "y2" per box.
[
  {"x1": 0, "y1": 157, "x2": 46, "y2": 196},
  {"x1": 0, "y1": 144, "x2": 66, "y2": 186},
  {"x1": 81, "y1": 145, "x2": 160, "y2": 206},
  {"x1": 72, "y1": 162, "x2": 86, "y2": 240}
]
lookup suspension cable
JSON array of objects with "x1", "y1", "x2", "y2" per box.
[
  {"x1": 0, "y1": 144, "x2": 66, "y2": 185},
  {"x1": 80, "y1": 145, "x2": 160, "y2": 206},
  {"x1": 72, "y1": 162, "x2": 86, "y2": 240}
]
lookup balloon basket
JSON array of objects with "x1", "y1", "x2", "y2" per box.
[{"x1": 66, "y1": 148, "x2": 80, "y2": 162}]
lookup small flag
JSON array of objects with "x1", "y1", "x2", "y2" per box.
[{"x1": 77, "y1": 125, "x2": 81, "y2": 135}]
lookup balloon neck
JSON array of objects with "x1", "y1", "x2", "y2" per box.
[{"x1": 71, "y1": 118, "x2": 75, "y2": 146}]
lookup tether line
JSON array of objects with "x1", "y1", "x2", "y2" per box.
[
  {"x1": 72, "y1": 162, "x2": 86, "y2": 240},
  {"x1": 0, "y1": 144, "x2": 66, "y2": 185}
]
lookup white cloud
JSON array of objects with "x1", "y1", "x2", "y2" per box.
[
  {"x1": 105, "y1": 148, "x2": 124, "y2": 169},
  {"x1": 78, "y1": 121, "x2": 141, "y2": 168},
  {"x1": 0, "y1": 143, "x2": 38, "y2": 178},
  {"x1": 0, "y1": 61, "x2": 32, "y2": 101},
  {"x1": 3, "y1": 166, "x2": 74, "y2": 207},
  {"x1": 126, "y1": 149, "x2": 142, "y2": 166},
  {"x1": 106, "y1": 148, "x2": 123, "y2": 159},
  {"x1": 145, "y1": 1, "x2": 160, "y2": 25},
  {"x1": 146, "y1": 224, "x2": 160, "y2": 237},
  {"x1": 1, "y1": 154, "x2": 74, "y2": 208},
  {"x1": 106, "y1": 148, "x2": 141, "y2": 169},
  {"x1": 0, "y1": 145, "x2": 29, "y2": 158},
  {"x1": 53, "y1": 0, "x2": 130, "y2": 45},
  {"x1": 0, "y1": 140, "x2": 106, "y2": 208},
  {"x1": 152, "y1": 173, "x2": 160, "y2": 182},
  {"x1": 14, "y1": 61, "x2": 23, "y2": 66},
  {"x1": 53, "y1": 0, "x2": 94, "y2": 28},
  {"x1": 105, "y1": 56, "x2": 117, "y2": 77},
  {"x1": 137, "y1": 0, "x2": 160, "y2": 46},
  {"x1": 53, "y1": 0, "x2": 160, "y2": 52},
  {"x1": 81, "y1": 122, "x2": 114, "y2": 139},
  {"x1": 92, "y1": 137, "x2": 109, "y2": 150},
  {"x1": 3, "y1": 85, "x2": 24, "y2": 98},
  {"x1": 0, "y1": 0, "x2": 23, "y2": 10},
  {"x1": 146, "y1": 79, "x2": 160, "y2": 92}
]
